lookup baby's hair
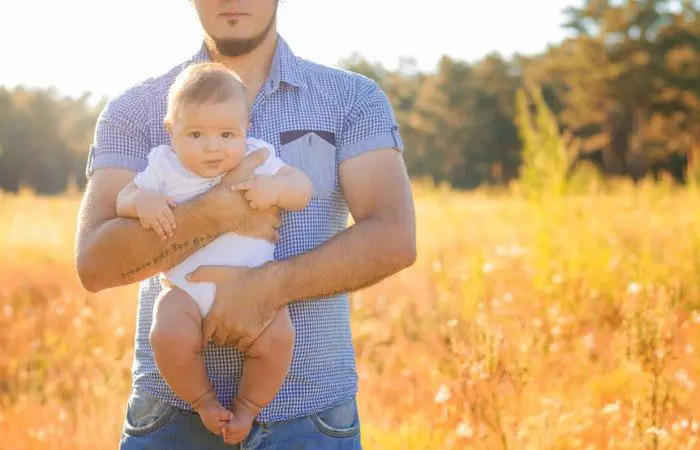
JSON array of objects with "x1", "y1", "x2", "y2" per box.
[{"x1": 164, "y1": 62, "x2": 248, "y2": 129}]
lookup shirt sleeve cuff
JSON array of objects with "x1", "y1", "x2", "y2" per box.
[
  {"x1": 338, "y1": 128, "x2": 405, "y2": 163},
  {"x1": 85, "y1": 147, "x2": 148, "y2": 178}
]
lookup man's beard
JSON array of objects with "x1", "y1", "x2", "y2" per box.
[{"x1": 211, "y1": 8, "x2": 277, "y2": 57}]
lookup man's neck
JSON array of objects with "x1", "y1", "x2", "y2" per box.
[{"x1": 205, "y1": 31, "x2": 278, "y2": 106}]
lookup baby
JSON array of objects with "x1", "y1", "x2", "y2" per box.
[{"x1": 116, "y1": 62, "x2": 312, "y2": 444}]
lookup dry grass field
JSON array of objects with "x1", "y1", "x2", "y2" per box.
[{"x1": 2, "y1": 180, "x2": 700, "y2": 449}]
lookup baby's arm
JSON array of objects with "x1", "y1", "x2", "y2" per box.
[
  {"x1": 231, "y1": 165, "x2": 312, "y2": 212},
  {"x1": 116, "y1": 182, "x2": 142, "y2": 218},
  {"x1": 271, "y1": 166, "x2": 312, "y2": 211},
  {"x1": 117, "y1": 182, "x2": 177, "y2": 240}
]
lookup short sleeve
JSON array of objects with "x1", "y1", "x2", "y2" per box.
[
  {"x1": 132, "y1": 146, "x2": 167, "y2": 192},
  {"x1": 85, "y1": 87, "x2": 151, "y2": 178},
  {"x1": 337, "y1": 77, "x2": 405, "y2": 163}
]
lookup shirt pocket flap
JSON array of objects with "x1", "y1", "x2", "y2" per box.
[{"x1": 279, "y1": 130, "x2": 337, "y2": 197}]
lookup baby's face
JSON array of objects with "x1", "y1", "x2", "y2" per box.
[{"x1": 169, "y1": 98, "x2": 248, "y2": 178}]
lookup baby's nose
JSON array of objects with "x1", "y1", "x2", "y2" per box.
[{"x1": 203, "y1": 137, "x2": 221, "y2": 151}]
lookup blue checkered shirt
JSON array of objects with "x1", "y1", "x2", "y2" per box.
[{"x1": 86, "y1": 35, "x2": 404, "y2": 422}]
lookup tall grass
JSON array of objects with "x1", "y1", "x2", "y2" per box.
[
  {"x1": 2, "y1": 97, "x2": 700, "y2": 448},
  {"x1": 2, "y1": 178, "x2": 700, "y2": 449}
]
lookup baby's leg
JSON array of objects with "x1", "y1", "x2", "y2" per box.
[
  {"x1": 222, "y1": 306, "x2": 295, "y2": 445},
  {"x1": 149, "y1": 287, "x2": 232, "y2": 436}
]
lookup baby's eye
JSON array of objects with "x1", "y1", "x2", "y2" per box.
[
  {"x1": 190, "y1": 131, "x2": 202, "y2": 139},
  {"x1": 221, "y1": 131, "x2": 233, "y2": 138}
]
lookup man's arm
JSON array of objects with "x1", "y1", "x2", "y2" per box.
[
  {"x1": 268, "y1": 148, "x2": 416, "y2": 306},
  {"x1": 75, "y1": 150, "x2": 279, "y2": 293},
  {"x1": 266, "y1": 76, "x2": 416, "y2": 303}
]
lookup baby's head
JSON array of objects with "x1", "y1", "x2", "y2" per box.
[{"x1": 164, "y1": 62, "x2": 249, "y2": 178}]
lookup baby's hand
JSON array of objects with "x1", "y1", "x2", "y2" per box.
[
  {"x1": 133, "y1": 190, "x2": 177, "y2": 239},
  {"x1": 231, "y1": 175, "x2": 280, "y2": 210}
]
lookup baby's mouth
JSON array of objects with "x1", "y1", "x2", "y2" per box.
[{"x1": 202, "y1": 159, "x2": 223, "y2": 168}]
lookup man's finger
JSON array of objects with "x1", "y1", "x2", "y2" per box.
[
  {"x1": 201, "y1": 316, "x2": 217, "y2": 351},
  {"x1": 186, "y1": 265, "x2": 225, "y2": 283},
  {"x1": 234, "y1": 148, "x2": 269, "y2": 179},
  {"x1": 225, "y1": 333, "x2": 241, "y2": 349},
  {"x1": 257, "y1": 226, "x2": 279, "y2": 244},
  {"x1": 236, "y1": 336, "x2": 253, "y2": 354},
  {"x1": 212, "y1": 328, "x2": 229, "y2": 347},
  {"x1": 264, "y1": 207, "x2": 282, "y2": 228},
  {"x1": 231, "y1": 180, "x2": 252, "y2": 191},
  {"x1": 240, "y1": 147, "x2": 269, "y2": 170},
  {"x1": 221, "y1": 148, "x2": 269, "y2": 185}
]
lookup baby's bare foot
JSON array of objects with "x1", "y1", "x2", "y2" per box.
[
  {"x1": 192, "y1": 390, "x2": 233, "y2": 436},
  {"x1": 221, "y1": 397, "x2": 259, "y2": 445}
]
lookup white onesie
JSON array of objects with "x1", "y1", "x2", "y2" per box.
[{"x1": 133, "y1": 137, "x2": 286, "y2": 316}]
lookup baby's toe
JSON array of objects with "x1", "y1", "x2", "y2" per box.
[{"x1": 218, "y1": 409, "x2": 233, "y2": 421}]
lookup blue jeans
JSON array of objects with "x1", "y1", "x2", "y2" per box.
[{"x1": 119, "y1": 387, "x2": 362, "y2": 449}]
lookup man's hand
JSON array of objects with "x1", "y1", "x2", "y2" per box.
[
  {"x1": 230, "y1": 174, "x2": 281, "y2": 210},
  {"x1": 186, "y1": 264, "x2": 280, "y2": 352},
  {"x1": 212, "y1": 147, "x2": 282, "y2": 243},
  {"x1": 218, "y1": 146, "x2": 269, "y2": 187}
]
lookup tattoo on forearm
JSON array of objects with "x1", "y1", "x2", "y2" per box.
[{"x1": 120, "y1": 233, "x2": 217, "y2": 279}]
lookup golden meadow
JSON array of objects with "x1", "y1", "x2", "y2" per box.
[{"x1": 2, "y1": 88, "x2": 700, "y2": 449}]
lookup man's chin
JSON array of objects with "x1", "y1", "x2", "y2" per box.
[
  {"x1": 210, "y1": 13, "x2": 275, "y2": 58},
  {"x1": 212, "y1": 24, "x2": 273, "y2": 57},
  {"x1": 212, "y1": 38, "x2": 261, "y2": 57}
]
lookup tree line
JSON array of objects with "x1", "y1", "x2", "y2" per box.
[
  {"x1": 1, "y1": 0, "x2": 699, "y2": 194},
  {"x1": 0, "y1": 87, "x2": 104, "y2": 194}
]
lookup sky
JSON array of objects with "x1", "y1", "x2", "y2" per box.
[{"x1": 0, "y1": 0, "x2": 579, "y2": 100}]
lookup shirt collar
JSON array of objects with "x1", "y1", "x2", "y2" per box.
[{"x1": 189, "y1": 34, "x2": 305, "y2": 91}]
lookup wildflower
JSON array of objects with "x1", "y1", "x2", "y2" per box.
[
  {"x1": 456, "y1": 421, "x2": 474, "y2": 438},
  {"x1": 627, "y1": 282, "x2": 641, "y2": 295},
  {"x1": 645, "y1": 426, "x2": 668, "y2": 439},
  {"x1": 602, "y1": 401, "x2": 620, "y2": 415},
  {"x1": 434, "y1": 384, "x2": 451, "y2": 404}
]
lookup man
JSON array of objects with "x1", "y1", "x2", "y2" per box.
[{"x1": 74, "y1": 0, "x2": 416, "y2": 448}]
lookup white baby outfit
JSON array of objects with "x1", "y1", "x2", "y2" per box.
[{"x1": 133, "y1": 138, "x2": 286, "y2": 316}]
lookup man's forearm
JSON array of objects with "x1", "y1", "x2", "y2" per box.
[
  {"x1": 77, "y1": 192, "x2": 228, "y2": 292},
  {"x1": 269, "y1": 215, "x2": 416, "y2": 307}
]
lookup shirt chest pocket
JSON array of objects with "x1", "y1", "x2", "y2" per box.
[{"x1": 279, "y1": 130, "x2": 337, "y2": 197}]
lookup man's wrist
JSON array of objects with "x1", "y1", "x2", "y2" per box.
[
  {"x1": 207, "y1": 187, "x2": 240, "y2": 233},
  {"x1": 260, "y1": 259, "x2": 291, "y2": 309}
]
